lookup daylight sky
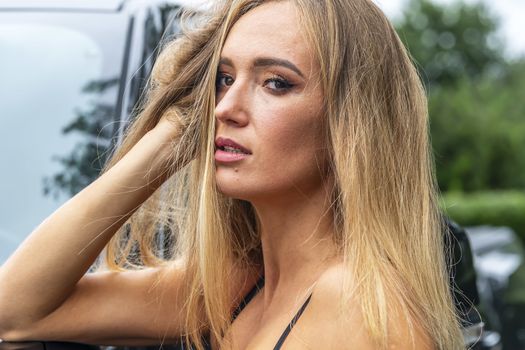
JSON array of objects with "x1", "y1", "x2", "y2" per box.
[
  {"x1": 180, "y1": 0, "x2": 525, "y2": 59},
  {"x1": 377, "y1": 0, "x2": 525, "y2": 59}
]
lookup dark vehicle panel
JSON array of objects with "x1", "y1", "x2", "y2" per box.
[{"x1": 466, "y1": 226, "x2": 525, "y2": 349}]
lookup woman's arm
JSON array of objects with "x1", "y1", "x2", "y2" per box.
[
  {"x1": 0, "y1": 119, "x2": 186, "y2": 341},
  {"x1": 0, "y1": 265, "x2": 189, "y2": 344}
]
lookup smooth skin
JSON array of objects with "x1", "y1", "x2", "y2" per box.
[{"x1": 0, "y1": 1, "x2": 433, "y2": 349}]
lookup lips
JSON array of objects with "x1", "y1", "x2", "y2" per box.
[{"x1": 215, "y1": 137, "x2": 252, "y2": 154}]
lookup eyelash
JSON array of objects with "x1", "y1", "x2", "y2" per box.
[
  {"x1": 215, "y1": 73, "x2": 233, "y2": 90},
  {"x1": 215, "y1": 72, "x2": 294, "y2": 94},
  {"x1": 265, "y1": 75, "x2": 294, "y2": 92}
]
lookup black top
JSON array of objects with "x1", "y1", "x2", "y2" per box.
[
  {"x1": 194, "y1": 276, "x2": 313, "y2": 350},
  {"x1": 230, "y1": 275, "x2": 266, "y2": 322},
  {"x1": 230, "y1": 276, "x2": 313, "y2": 349}
]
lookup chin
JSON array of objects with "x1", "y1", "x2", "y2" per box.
[
  {"x1": 217, "y1": 188, "x2": 253, "y2": 202},
  {"x1": 215, "y1": 179, "x2": 249, "y2": 200},
  {"x1": 214, "y1": 172, "x2": 243, "y2": 198},
  {"x1": 215, "y1": 178, "x2": 268, "y2": 203}
]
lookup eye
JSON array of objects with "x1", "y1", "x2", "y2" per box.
[
  {"x1": 264, "y1": 75, "x2": 294, "y2": 94},
  {"x1": 216, "y1": 72, "x2": 234, "y2": 90}
]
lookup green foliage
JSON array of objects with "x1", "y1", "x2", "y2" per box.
[
  {"x1": 395, "y1": 0, "x2": 504, "y2": 89},
  {"x1": 43, "y1": 78, "x2": 118, "y2": 198},
  {"x1": 396, "y1": 0, "x2": 525, "y2": 192},
  {"x1": 430, "y1": 60, "x2": 525, "y2": 192},
  {"x1": 441, "y1": 191, "x2": 525, "y2": 242}
]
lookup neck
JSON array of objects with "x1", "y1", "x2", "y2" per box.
[{"x1": 250, "y1": 180, "x2": 341, "y2": 302}]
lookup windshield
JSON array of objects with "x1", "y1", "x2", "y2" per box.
[{"x1": 0, "y1": 11, "x2": 128, "y2": 263}]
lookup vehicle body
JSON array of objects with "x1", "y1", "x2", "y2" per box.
[
  {"x1": 0, "y1": 0, "x2": 194, "y2": 262},
  {"x1": 447, "y1": 221, "x2": 503, "y2": 350},
  {"x1": 465, "y1": 226, "x2": 525, "y2": 349},
  {"x1": 0, "y1": 0, "x2": 511, "y2": 349}
]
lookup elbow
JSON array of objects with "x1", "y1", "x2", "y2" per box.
[
  {"x1": 0, "y1": 316, "x2": 41, "y2": 342},
  {"x1": 0, "y1": 292, "x2": 41, "y2": 341},
  {"x1": 0, "y1": 304, "x2": 16, "y2": 339},
  {"x1": 0, "y1": 326, "x2": 27, "y2": 342},
  {"x1": 0, "y1": 318, "x2": 47, "y2": 343},
  {"x1": 0, "y1": 306, "x2": 36, "y2": 342},
  {"x1": 0, "y1": 307, "x2": 17, "y2": 339}
]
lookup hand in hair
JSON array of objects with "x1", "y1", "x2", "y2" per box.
[
  {"x1": 151, "y1": 104, "x2": 200, "y2": 174},
  {"x1": 153, "y1": 106, "x2": 187, "y2": 139}
]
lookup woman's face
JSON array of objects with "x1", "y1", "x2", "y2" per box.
[{"x1": 214, "y1": 1, "x2": 328, "y2": 202}]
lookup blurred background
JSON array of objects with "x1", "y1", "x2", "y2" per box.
[{"x1": 0, "y1": 0, "x2": 524, "y2": 349}]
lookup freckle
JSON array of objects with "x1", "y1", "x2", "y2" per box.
[{"x1": 234, "y1": 168, "x2": 239, "y2": 172}]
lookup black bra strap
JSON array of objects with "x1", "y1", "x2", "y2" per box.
[
  {"x1": 230, "y1": 276, "x2": 314, "y2": 350},
  {"x1": 231, "y1": 275, "x2": 265, "y2": 322},
  {"x1": 273, "y1": 293, "x2": 313, "y2": 349}
]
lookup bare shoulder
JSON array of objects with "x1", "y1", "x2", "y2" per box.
[{"x1": 285, "y1": 263, "x2": 435, "y2": 350}]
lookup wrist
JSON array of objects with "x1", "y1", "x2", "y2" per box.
[
  {"x1": 133, "y1": 129, "x2": 178, "y2": 187},
  {"x1": 149, "y1": 117, "x2": 183, "y2": 142}
]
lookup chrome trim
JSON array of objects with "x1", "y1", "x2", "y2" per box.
[{"x1": 462, "y1": 322, "x2": 485, "y2": 346}]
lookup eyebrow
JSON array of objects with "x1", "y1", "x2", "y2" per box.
[{"x1": 219, "y1": 56, "x2": 305, "y2": 78}]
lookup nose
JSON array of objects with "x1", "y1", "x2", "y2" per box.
[{"x1": 215, "y1": 78, "x2": 250, "y2": 127}]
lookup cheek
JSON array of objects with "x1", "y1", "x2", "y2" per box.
[
  {"x1": 257, "y1": 105, "x2": 326, "y2": 175},
  {"x1": 262, "y1": 102, "x2": 324, "y2": 151}
]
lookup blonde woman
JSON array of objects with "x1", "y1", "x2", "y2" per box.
[{"x1": 0, "y1": 0, "x2": 465, "y2": 349}]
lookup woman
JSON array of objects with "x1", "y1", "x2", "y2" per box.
[{"x1": 0, "y1": 0, "x2": 465, "y2": 349}]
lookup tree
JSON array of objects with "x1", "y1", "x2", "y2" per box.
[
  {"x1": 43, "y1": 4, "x2": 184, "y2": 199},
  {"x1": 43, "y1": 78, "x2": 118, "y2": 198},
  {"x1": 395, "y1": 0, "x2": 504, "y2": 89},
  {"x1": 395, "y1": 0, "x2": 525, "y2": 192},
  {"x1": 429, "y1": 60, "x2": 525, "y2": 191}
]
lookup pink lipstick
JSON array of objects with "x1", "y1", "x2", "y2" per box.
[{"x1": 215, "y1": 137, "x2": 251, "y2": 163}]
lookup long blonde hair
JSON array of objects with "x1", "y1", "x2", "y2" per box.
[{"x1": 100, "y1": 0, "x2": 464, "y2": 349}]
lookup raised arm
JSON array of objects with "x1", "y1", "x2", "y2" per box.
[{"x1": 0, "y1": 117, "x2": 189, "y2": 343}]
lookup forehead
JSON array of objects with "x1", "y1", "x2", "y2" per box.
[{"x1": 221, "y1": 1, "x2": 315, "y2": 73}]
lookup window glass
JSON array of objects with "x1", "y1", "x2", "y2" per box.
[{"x1": 0, "y1": 12, "x2": 127, "y2": 262}]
